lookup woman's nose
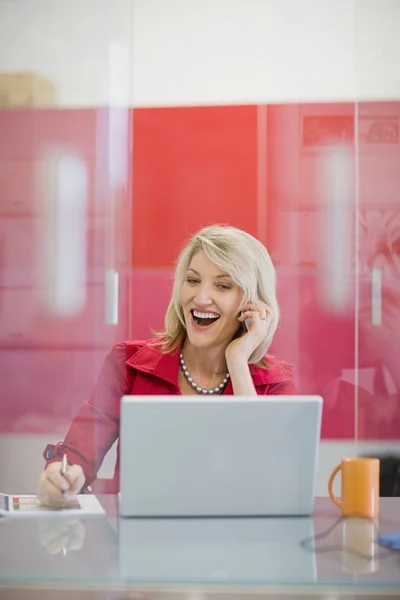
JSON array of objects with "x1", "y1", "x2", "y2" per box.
[{"x1": 194, "y1": 284, "x2": 213, "y2": 305}]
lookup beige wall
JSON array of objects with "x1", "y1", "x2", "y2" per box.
[{"x1": 0, "y1": 0, "x2": 399, "y2": 107}]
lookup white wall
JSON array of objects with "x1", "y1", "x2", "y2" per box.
[
  {"x1": 132, "y1": 0, "x2": 357, "y2": 105},
  {"x1": 1, "y1": 435, "x2": 399, "y2": 497},
  {"x1": 0, "y1": 0, "x2": 399, "y2": 107},
  {"x1": 0, "y1": 0, "x2": 133, "y2": 107}
]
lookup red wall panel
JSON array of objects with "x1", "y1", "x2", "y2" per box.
[{"x1": 132, "y1": 106, "x2": 259, "y2": 267}]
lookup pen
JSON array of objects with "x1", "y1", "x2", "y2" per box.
[
  {"x1": 60, "y1": 454, "x2": 68, "y2": 495},
  {"x1": 61, "y1": 453, "x2": 68, "y2": 477},
  {"x1": 60, "y1": 453, "x2": 69, "y2": 556}
]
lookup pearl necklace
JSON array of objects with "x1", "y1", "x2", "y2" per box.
[{"x1": 179, "y1": 353, "x2": 230, "y2": 395}]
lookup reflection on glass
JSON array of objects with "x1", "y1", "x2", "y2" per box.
[
  {"x1": 318, "y1": 144, "x2": 352, "y2": 313},
  {"x1": 118, "y1": 517, "x2": 317, "y2": 584},
  {"x1": 37, "y1": 517, "x2": 85, "y2": 555},
  {"x1": 342, "y1": 518, "x2": 379, "y2": 574},
  {"x1": 36, "y1": 149, "x2": 88, "y2": 317}
]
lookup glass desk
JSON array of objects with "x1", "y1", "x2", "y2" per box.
[{"x1": 0, "y1": 497, "x2": 399, "y2": 599}]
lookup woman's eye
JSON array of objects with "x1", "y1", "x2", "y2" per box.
[
  {"x1": 217, "y1": 284, "x2": 231, "y2": 291},
  {"x1": 186, "y1": 278, "x2": 199, "y2": 285}
]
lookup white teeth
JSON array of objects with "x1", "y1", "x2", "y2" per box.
[{"x1": 193, "y1": 310, "x2": 219, "y2": 319}]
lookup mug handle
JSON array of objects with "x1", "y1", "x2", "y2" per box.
[{"x1": 328, "y1": 463, "x2": 343, "y2": 509}]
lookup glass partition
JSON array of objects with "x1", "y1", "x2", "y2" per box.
[{"x1": 0, "y1": 0, "x2": 133, "y2": 492}]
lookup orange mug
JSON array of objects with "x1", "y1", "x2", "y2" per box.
[{"x1": 328, "y1": 457, "x2": 380, "y2": 518}]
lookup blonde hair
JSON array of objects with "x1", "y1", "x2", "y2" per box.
[{"x1": 157, "y1": 225, "x2": 279, "y2": 364}]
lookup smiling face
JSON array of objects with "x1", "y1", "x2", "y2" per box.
[{"x1": 179, "y1": 250, "x2": 244, "y2": 350}]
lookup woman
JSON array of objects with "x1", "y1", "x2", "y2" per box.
[{"x1": 38, "y1": 225, "x2": 294, "y2": 507}]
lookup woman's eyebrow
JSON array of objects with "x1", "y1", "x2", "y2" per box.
[{"x1": 186, "y1": 269, "x2": 231, "y2": 279}]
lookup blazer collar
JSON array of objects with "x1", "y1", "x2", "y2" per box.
[{"x1": 126, "y1": 342, "x2": 181, "y2": 386}]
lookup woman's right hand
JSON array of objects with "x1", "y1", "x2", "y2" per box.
[{"x1": 37, "y1": 462, "x2": 85, "y2": 508}]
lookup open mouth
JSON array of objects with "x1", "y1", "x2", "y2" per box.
[{"x1": 190, "y1": 309, "x2": 221, "y2": 328}]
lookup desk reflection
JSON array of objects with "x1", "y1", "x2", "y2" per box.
[
  {"x1": 0, "y1": 515, "x2": 119, "y2": 582},
  {"x1": 341, "y1": 518, "x2": 379, "y2": 574},
  {"x1": 1, "y1": 497, "x2": 400, "y2": 592},
  {"x1": 118, "y1": 517, "x2": 317, "y2": 584},
  {"x1": 37, "y1": 517, "x2": 86, "y2": 555},
  {"x1": 0, "y1": 513, "x2": 316, "y2": 585}
]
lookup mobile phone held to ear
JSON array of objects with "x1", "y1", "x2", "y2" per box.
[
  {"x1": 241, "y1": 311, "x2": 252, "y2": 331},
  {"x1": 242, "y1": 305, "x2": 270, "y2": 331},
  {"x1": 244, "y1": 317, "x2": 252, "y2": 331}
]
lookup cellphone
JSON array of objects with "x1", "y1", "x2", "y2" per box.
[
  {"x1": 242, "y1": 313, "x2": 253, "y2": 331},
  {"x1": 242, "y1": 305, "x2": 269, "y2": 331}
]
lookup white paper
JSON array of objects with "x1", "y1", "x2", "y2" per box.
[{"x1": 0, "y1": 493, "x2": 105, "y2": 518}]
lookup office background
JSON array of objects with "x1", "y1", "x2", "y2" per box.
[{"x1": 0, "y1": 0, "x2": 399, "y2": 494}]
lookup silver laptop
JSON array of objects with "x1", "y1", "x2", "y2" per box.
[{"x1": 120, "y1": 395, "x2": 322, "y2": 517}]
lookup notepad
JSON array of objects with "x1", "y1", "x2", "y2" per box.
[
  {"x1": 0, "y1": 493, "x2": 105, "y2": 518},
  {"x1": 377, "y1": 531, "x2": 400, "y2": 551}
]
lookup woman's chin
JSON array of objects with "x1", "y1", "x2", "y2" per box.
[
  {"x1": 186, "y1": 331, "x2": 231, "y2": 351},
  {"x1": 186, "y1": 334, "x2": 216, "y2": 348}
]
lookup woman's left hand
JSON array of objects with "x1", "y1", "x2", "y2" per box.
[{"x1": 225, "y1": 303, "x2": 272, "y2": 367}]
